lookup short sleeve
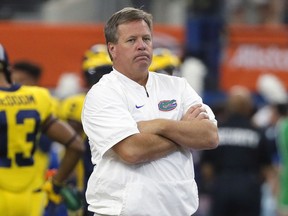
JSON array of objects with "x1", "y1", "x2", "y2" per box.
[{"x1": 82, "y1": 84, "x2": 139, "y2": 157}]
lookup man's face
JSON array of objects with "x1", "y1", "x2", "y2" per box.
[{"x1": 108, "y1": 20, "x2": 153, "y2": 81}]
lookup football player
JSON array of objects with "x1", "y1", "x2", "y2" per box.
[
  {"x1": 11, "y1": 60, "x2": 65, "y2": 215},
  {"x1": 148, "y1": 47, "x2": 180, "y2": 76},
  {"x1": 0, "y1": 44, "x2": 85, "y2": 216}
]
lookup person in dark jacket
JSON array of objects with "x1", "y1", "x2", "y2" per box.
[{"x1": 200, "y1": 85, "x2": 273, "y2": 216}]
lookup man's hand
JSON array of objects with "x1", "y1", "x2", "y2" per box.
[
  {"x1": 182, "y1": 104, "x2": 209, "y2": 121},
  {"x1": 137, "y1": 104, "x2": 210, "y2": 136}
]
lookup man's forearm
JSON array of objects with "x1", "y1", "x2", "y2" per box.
[
  {"x1": 112, "y1": 133, "x2": 178, "y2": 164},
  {"x1": 139, "y1": 118, "x2": 219, "y2": 150}
]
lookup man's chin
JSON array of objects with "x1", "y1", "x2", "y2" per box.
[{"x1": 139, "y1": 64, "x2": 150, "y2": 72}]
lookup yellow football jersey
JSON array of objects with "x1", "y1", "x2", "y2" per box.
[
  {"x1": 58, "y1": 93, "x2": 85, "y2": 123},
  {"x1": 0, "y1": 84, "x2": 53, "y2": 192},
  {"x1": 51, "y1": 95, "x2": 60, "y2": 118},
  {"x1": 31, "y1": 95, "x2": 60, "y2": 190}
]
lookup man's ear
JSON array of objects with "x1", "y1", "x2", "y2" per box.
[{"x1": 107, "y1": 42, "x2": 115, "y2": 59}]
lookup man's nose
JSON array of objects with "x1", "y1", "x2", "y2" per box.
[{"x1": 137, "y1": 39, "x2": 147, "y2": 50}]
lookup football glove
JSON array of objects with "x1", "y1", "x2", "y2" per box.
[{"x1": 42, "y1": 179, "x2": 63, "y2": 204}]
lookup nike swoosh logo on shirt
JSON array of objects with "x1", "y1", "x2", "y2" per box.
[{"x1": 135, "y1": 105, "x2": 144, "y2": 109}]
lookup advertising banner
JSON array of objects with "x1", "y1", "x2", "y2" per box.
[{"x1": 220, "y1": 25, "x2": 288, "y2": 92}]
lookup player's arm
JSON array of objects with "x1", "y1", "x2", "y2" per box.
[
  {"x1": 42, "y1": 115, "x2": 85, "y2": 184},
  {"x1": 67, "y1": 119, "x2": 83, "y2": 136}
]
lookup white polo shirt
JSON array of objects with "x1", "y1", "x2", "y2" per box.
[{"x1": 82, "y1": 69, "x2": 216, "y2": 216}]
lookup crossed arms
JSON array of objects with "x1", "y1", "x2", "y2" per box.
[{"x1": 112, "y1": 104, "x2": 219, "y2": 164}]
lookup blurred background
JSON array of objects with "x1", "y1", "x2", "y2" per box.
[
  {"x1": 1, "y1": 0, "x2": 288, "y2": 99},
  {"x1": 1, "y1": 1, "x2": 288, "y2": 216}
]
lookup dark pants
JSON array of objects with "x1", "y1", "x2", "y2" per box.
[{"x1": 210, "y1": 173, "x2": 261, "y2": 216}]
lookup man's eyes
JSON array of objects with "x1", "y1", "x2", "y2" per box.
[
  {"x1": 128, "y1": 39, "x2": 136, "y2": 43},
  {"x1": 143, "y1": 37, "x2": 151, "y2": 42},
  {"x1": 127, "y1": 37, "x2": 151, "y2": 43}
]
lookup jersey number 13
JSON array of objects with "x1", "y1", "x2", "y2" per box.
[{"x1": 0, "y1": 110, "x2": 40, "y2": 168}]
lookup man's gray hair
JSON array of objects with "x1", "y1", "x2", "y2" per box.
[{"x1": 104, "y1": 7, "x2": 153, "y2": 45}]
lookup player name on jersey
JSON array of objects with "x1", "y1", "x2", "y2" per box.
[{"x1": 0, "y1": 95, "x2": 36, "y2": 106}]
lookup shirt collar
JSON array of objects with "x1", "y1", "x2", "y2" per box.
[{"x1": 112, "y1": 68, "x2": 152, "y2": 89}]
